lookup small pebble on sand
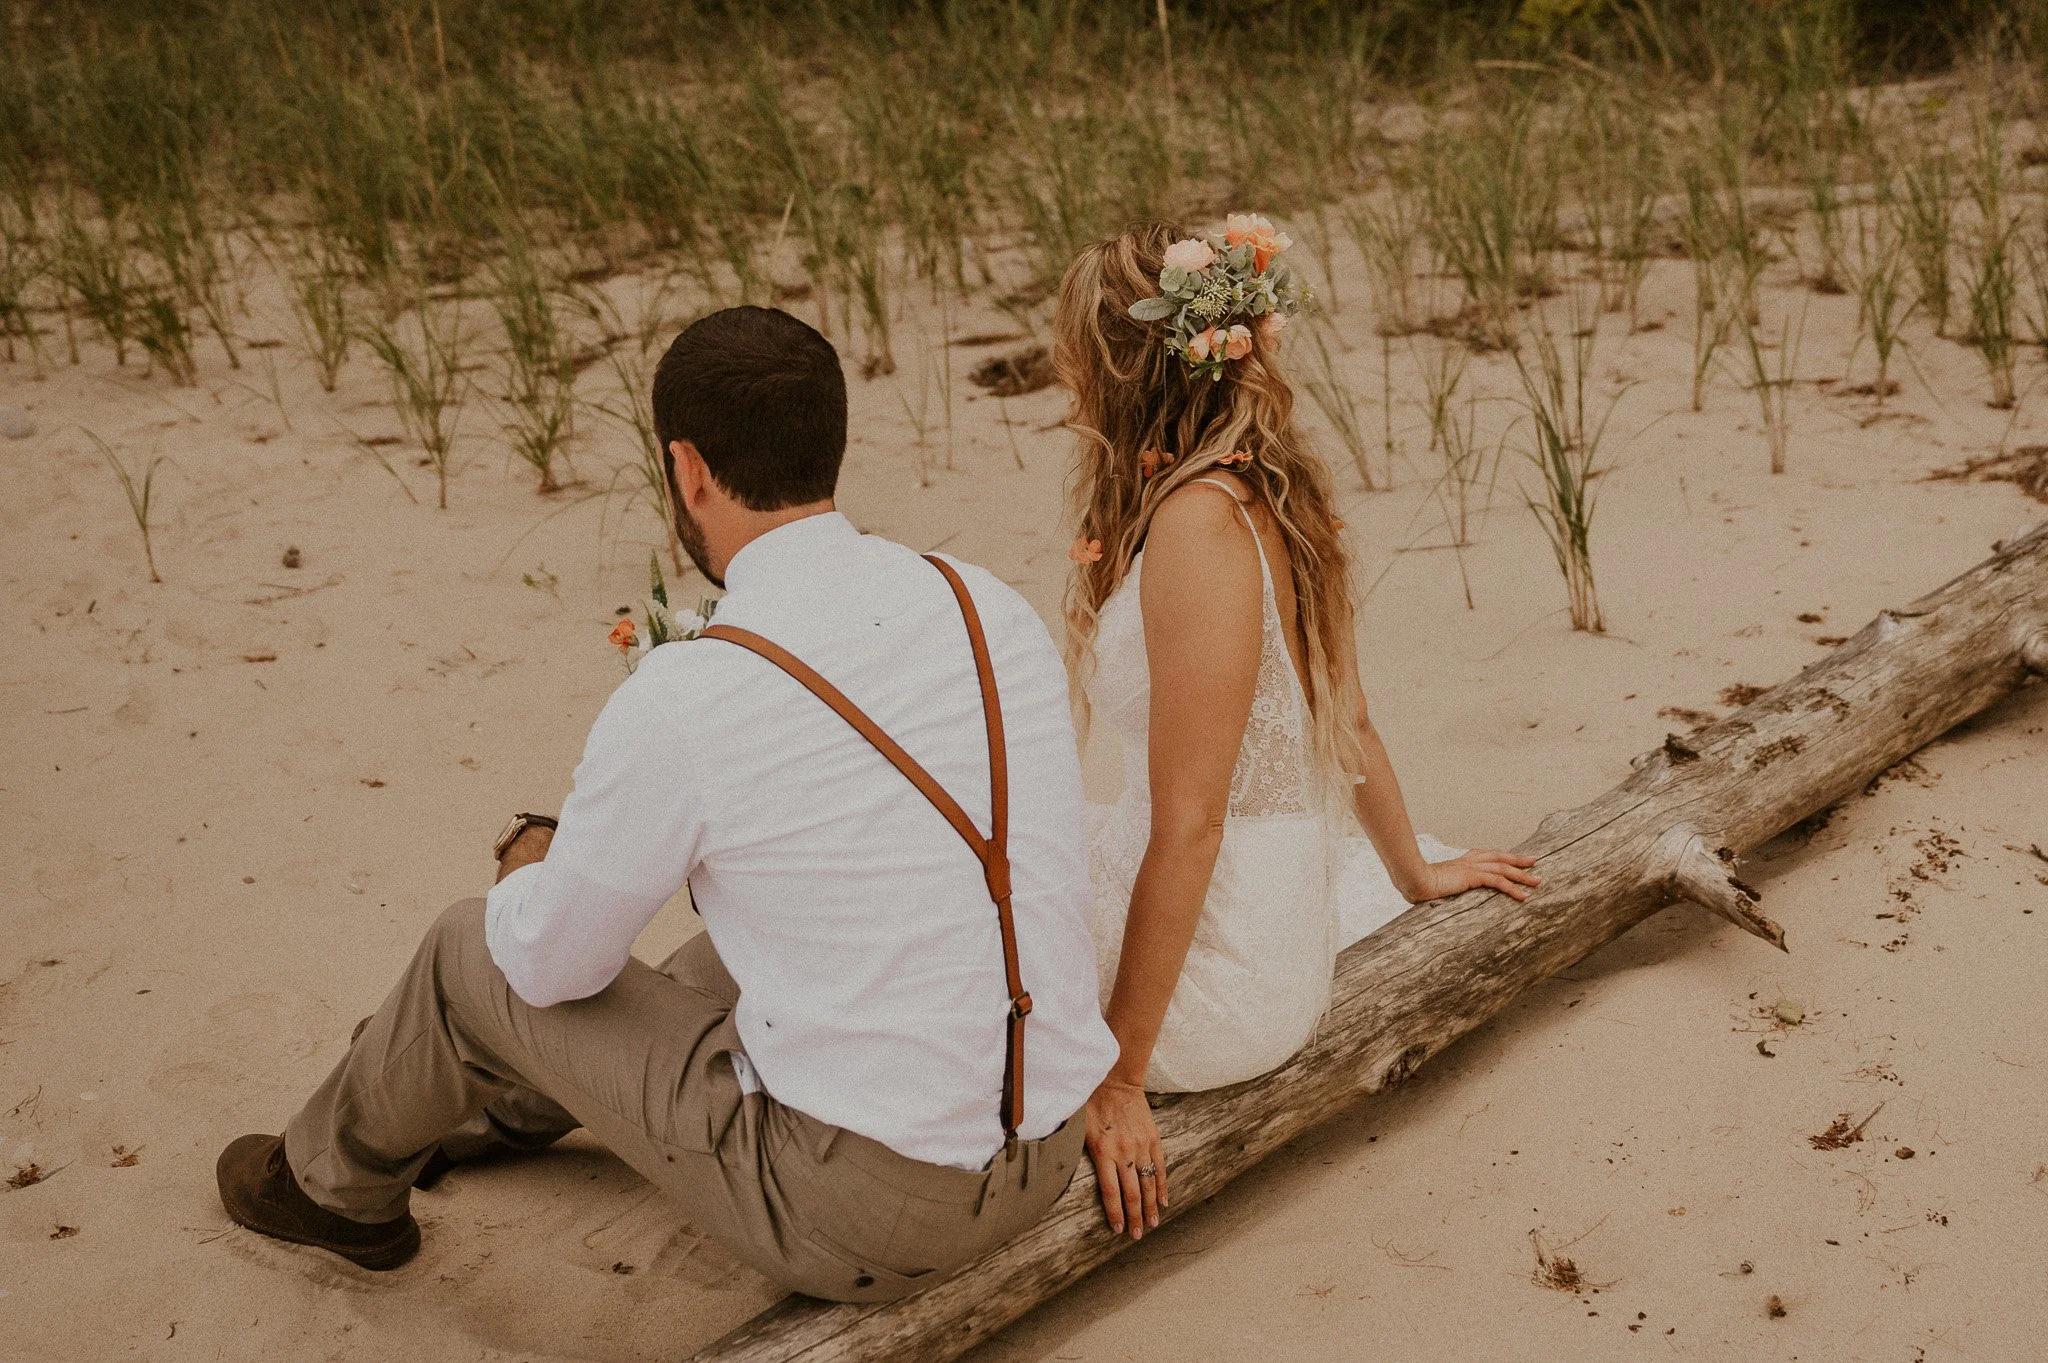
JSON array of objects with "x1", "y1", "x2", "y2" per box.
[{"x1": 0, "y1": 406, "x2": 34, "y2": 440}]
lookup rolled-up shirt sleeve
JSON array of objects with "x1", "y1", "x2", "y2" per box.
[{"x1": 485, "y1": 650, "x2": 703, "y2": 1007}]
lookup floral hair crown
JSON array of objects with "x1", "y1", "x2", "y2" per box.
[{"x1": 1126, "y1": 214, "x2": 1312, "y2": 381}]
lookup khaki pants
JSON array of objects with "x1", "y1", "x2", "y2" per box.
[{"x1": 284, "y1": 898, "x2": 1082, "y2": 1302}]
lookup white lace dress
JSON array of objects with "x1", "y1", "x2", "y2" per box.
[{"x1": 1087, "y1": 483, "x2": 1460, "y2": 1092}]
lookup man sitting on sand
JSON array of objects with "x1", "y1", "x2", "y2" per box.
[{"x1": 217, "y1": 306, "x2": 1121, "y2": 1299}]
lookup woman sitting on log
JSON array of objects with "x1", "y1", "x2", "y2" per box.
[{"x1": 1053, "y1": 218, "x2": 1541, "y2": 1241}]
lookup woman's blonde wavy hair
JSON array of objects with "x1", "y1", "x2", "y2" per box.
[{"x1": 1054, "y1": 220, "x2": 1365, "y2": 791}]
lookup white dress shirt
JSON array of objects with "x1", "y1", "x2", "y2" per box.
[{"x1": 485, "y1": 512, "x2": 1119, "y2": 1170}]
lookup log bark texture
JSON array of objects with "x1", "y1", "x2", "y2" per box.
[{"x1": 688, "y1": 520, "x2": 2048, "y2": 1363}]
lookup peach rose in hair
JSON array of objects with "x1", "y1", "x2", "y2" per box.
[
  {"x1": 1162, "y1": 237, "x2": 1217, "y2": 273},
  {"x1": 1223, "y1": 324, "x2": 1253, "y2": 360},
  {"x1": 1224, "y1": 212, "x2": 1292, "y2": 272},
  {"x1": 1258, "y1": 312, "x2": 1289, "y2": 341},
  {"x1": 1187, "y1": 328, "x2": 1218, "y2": 363},
  {"x1": 1068, "y1": 537, "x2": 1104, "y2": 564}
]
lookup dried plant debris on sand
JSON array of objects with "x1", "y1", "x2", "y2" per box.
[
  {"x1": 967, "y1": 346, "x2": 1056, "y2": 397},
  {"x1": 7, "y1": 1161, "x2": 52, "y2": 1189},
  {"x1": 1528, "y1": 1227, "x2": 1613, "y2": 1293},
  {"x1": 1906, "y1": 828, "x2": 1965, "y2": 878},
  {"x1": 1658, "y1": 705, "x2": 1718, "y2": 728},
  {"x1": 1925, "y1": 447, "x2": 2048, "y2": 503},
  {"x1": 1865, "y1": 754, "x2": 1939, "y2": 795},
  {"x1": 1809, "y1": 1102, "x2": 1885, "y2": 1151}
]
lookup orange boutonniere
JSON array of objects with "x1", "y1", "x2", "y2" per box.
[
  {"x1": 607, "y1": 618, "x2": 638, "y2": 654},
  {"x1": 1140, "y1": 447, "x2": 1176, "y2": 479},
  {"x1": 1068, "y1": 537, "x2": 1104, "y2": 564},
  {"x1": 1218, "y1": 448, "x2": 1253, "y2": 469}
]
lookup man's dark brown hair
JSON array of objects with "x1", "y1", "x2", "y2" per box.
[{"x1": 652, "y1": 306, "x2": 847, "y2": 510}]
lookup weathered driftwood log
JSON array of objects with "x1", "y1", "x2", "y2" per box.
[{"x1": 689, "y1": 521, "x2": 2048, "y2": 1363}]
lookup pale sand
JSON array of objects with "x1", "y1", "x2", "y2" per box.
[{"x1": 3, "y1": 235, "x2": 2046, "y2": 1362}]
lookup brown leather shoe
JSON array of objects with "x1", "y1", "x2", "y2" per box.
[{"x1": 216, "y1": 1134, "x2": 420, "y2": 1271}]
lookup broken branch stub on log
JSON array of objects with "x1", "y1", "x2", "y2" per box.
[{"x1": 690, "y1": 521, "x2": 2048, "y2": 1363}]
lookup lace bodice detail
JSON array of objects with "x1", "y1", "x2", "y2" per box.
[{"x1": 1087, "y1": 491, "x2": 1312, "y2": 819}]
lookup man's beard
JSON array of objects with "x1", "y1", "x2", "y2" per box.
[{"x1": 674, "y1": 503, "x2": 722, "y2": 589}]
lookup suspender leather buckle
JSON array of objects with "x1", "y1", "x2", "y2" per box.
[{"x1": 1010, "y1": 992, "x2": 1033, "y2": 1019}]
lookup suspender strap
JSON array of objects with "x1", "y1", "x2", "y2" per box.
[{"x1": 697, "y1": 554, "x2": 1030, "y2": 1142}]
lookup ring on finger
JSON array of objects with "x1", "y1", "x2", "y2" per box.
[{"x1": 1137, "y1": 1164, "x2": 1157, "y2": 1179}]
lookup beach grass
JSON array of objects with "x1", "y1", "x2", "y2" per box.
[
  {"x1": 1894, "y1": 141, "x2": 1955, "y2": 337},
  {"x1": 4, "y1": 0, "x2": 2043, "y2": 624},
  {"x1": 488, "y1": 224, "x2": 578, "y2": 493},
  {"x1": 361, "y1": 286, "x2": 468, "y2": 509},
  {"x1": 87, "y1": 430, "x2": 166, "y2": 584},
  {"x1": 1964, "y1": 109, "x2": 2020, "y2": 409},
  {"x1": 1514, "y1": 294, "x2": 1621, "y2": 634},
  {"x1": 1301, "y1": 320, "x2": 1379, "y2": 492},
  {"x1": 288, "y1": 241, "x2": 354, "y2": 394},
  {"x1": 1422, "y1": 98, "x2": 1558, "y2": 350},
  {"x1": 1734, "y1": 298, "x2": 1806, "y2": 475},
  {"x1": 1851, "y1": 204, "x2": 1913, "y2": 404}
]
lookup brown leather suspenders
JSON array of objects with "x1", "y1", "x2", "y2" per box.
[{"x1": 698, "y1": 554, "x2": 1033, "y2": 1146}]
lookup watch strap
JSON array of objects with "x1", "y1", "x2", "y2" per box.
[{"x1": 493, "y1": 812, "x2": 559, "y2": 859}]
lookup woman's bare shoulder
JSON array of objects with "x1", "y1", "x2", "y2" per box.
[
  {"x1": 1141, "y1": 475, "x2": 1265, "y2": 671},
  {"x1": 1149, "y1": 473, "x2": 1256, "y2": 549}
]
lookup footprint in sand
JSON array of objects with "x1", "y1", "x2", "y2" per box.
[
  {"x1": 398, "y1": 1149, "x2": 777, "y2": 1360},
  {"x1": 28, "y1": 836, "x2": 107, "y2": 902},
  {"x1": 0, "y1": 953, "x2": 105, "y2": 1027},
  {"x1": 112, "y1": 686, "x2": 155, "y2": 728},
  {"x1": 49, "y1": 572, "x2": 101, "y2": 615},
  {"x1": 148, "y1": 991, "x2": 335, "y2": 1116},
  {"x1": 161, "y1": 613, "x2": 215, "y2": 653},
  {"x1": 218, "y1": 1224, "x2": 386, "y2": 1295}
]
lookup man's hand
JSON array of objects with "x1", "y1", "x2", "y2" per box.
[{"x1": 495, "y1": 823, "x2": 555, "y2": 884}]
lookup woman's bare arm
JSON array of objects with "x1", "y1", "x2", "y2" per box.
[
  {"x1": 1113, "y1": 484, "x2": 1262, "y2": 1085},
  {"x1": 1083, "y1": 480, "x2": 1263, "y2": 1240}
]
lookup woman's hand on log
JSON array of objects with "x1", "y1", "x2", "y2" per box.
[
  {"x1": 1083, "y1": 1077, "x2": 1165, "y2": 1240},
  {"x1": 1407, "y1": 849, "x2": 1541, "y2": 904}
]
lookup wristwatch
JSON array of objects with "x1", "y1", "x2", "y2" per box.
[{"x1": 492, "y1": 812, "x2": 559, "y2": 860}]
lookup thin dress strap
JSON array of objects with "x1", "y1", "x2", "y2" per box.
[{"x1": 1186, "y1": 476, "x2": 1272, "y2": 580}]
